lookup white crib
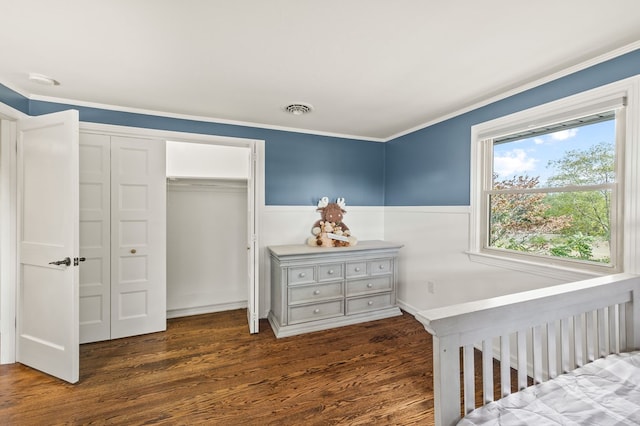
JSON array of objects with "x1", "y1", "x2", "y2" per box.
[{"x1": 416, "y1": 273, "x2": 640, "y2": 426}]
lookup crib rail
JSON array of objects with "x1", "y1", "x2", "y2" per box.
[{"x1": 416, "y1": 273, "x2": 640, "y2": 426}]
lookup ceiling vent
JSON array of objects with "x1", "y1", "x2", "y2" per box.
[{"x1": 284, "y1": 103, "x2": 313, "y2": 116}]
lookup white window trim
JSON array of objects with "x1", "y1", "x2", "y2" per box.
[{"x1": 469, "y1": 76, "x2": 640, "y2": 281}]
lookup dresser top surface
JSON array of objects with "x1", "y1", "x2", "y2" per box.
[{"x1": 268, "y1": 240, "x2": 403, "y2": 257}]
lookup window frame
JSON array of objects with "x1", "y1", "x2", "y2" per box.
[{"x1": 469, "y1": 77, "x2": 640, "y2": 280}]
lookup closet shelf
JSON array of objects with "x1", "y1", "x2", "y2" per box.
[{"x1": 167, "y1": 176, "x2": 248, "y2": 188}]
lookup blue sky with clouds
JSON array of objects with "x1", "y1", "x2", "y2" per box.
[{"x1": 493, "y1": 120, "x2": 615, "y2": 185}]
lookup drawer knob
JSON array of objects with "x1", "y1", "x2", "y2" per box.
[
  {"x1": 379, "y1": 265, "x2": 385, "y2": 270},
  {"x1": 313, "y1": 290, "x2": 321, "y2": 295},
  {"x1": 355, "y1": 267, "x2": 361, "y2": 272},
  {"x1": 328, "y1": 269, "x2": 334, "y2": 274},
  {"x1": 299, "y1": 272, "x2": 306, "y2": 278},
  {"x1": 366, "y1": 283, "x2": 373, "y2": 288},
  {"x1": 314, "y1": 308, "x2": 321, "y2": 314},
  {"x1": 368, "y1": 301, "x2": 374, "y2": 306}
]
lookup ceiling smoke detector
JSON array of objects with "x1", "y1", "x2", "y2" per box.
[{"x1": 284, "y1": 103, "x2": 313, "y2": 116}]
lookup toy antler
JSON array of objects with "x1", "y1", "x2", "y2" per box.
[
  {"x1": 336, "y1": 197, "x2": 346, "y2": 209},
  {"x1": 317, "y1": 197, "x2": 329, "y2": 208}
]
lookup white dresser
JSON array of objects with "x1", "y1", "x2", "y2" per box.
[{"x1": 268, "y1": 240, "x2": 403, "y2": 338}]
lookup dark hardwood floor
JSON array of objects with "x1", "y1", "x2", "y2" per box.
[{"x1": 0, "y1": 310, "x2": 437, "y2": 425}]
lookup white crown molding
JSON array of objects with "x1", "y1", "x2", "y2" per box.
[
  {"x1": 80, "y1": 121, "x2": 264, "y2": 146},
  {"x1": 385, "y1": 40, "x2": 640, "y2": 141},
  {"x1": 6, "y1": 41, "x2": 638, "y2": 143},
  {"x1": 30, "y1": 94, "x2": 386, "y2": 143}
]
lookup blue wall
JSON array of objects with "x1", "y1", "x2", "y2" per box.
[
  {"x1": 384, "y1": 48, "x2": 640, "y2": 206},
  {"x1": 3, "y1": 47, "x2": 639, "y2": 207},
  {"x1": 0, "y1": 88, "x2": 385, "y2": 206},
  {"x1": 0, "y1": 84, "x2": 28, "y2": 114}
]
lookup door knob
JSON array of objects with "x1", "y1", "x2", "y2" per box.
[{"x1": 49, "y1": 257, "x2": 71, "y2": 266}]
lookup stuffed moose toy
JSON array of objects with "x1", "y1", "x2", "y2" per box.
[{"x1": 306, "y1": 197, "x2": 358, "y2": 247}]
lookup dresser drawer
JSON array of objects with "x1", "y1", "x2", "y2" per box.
[
  {"x1": 345, "y1": 262, "x2": 367, "y2": 278},
  {"x1": 288, "y1": 266, "x2": 315, "y2": 285},
  {"x1": 369, "y1": 258, "x2": 392, "y2": 275},
  {"x1": 288, "y1": 300, "x2": 344, "y2": 324},
  {"x1": 346, "y1": 293, "x2": 393, "y2": 315},
  {"x1": 317, "y1": 263, "x2": 343, "y2": 281},
  {"x1": 346, "y1": 276, "x2": 392, "y2": 297},
  {"x1": 289, "y1": 282, "x2": 343, "y2": 305}
]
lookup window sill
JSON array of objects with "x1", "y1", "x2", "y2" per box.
[{"x1": 466, "y1": 250, "x2": 607, "y2": 282}]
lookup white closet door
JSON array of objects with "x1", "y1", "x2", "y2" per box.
[
  {"x1": 110, "y1": 136, "x2": 166, "y2": 338},
  {"x1": 79, "y1": 133, "x2": 111, "y2": 343}
]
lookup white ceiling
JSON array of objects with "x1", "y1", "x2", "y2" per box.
[{"x1": 1, "y1": 1, "x2": 639, "y2": 141}]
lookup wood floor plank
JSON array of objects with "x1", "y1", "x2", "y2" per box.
[{"x1": 0, "y1": 310, "x2": 436, "y2": 425}]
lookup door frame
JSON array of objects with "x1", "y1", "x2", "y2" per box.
[
  {"x1": 1, "y1": 120, "x2": 264, "y2": 364},
  {"x1": 0, "y1": 104, "x2": 26, "y2": 364},
  {"x1": 79, "y1": 123, "x2": 265, "y2": 331}
]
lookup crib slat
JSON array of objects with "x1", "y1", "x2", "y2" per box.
[
  {"x1": 482, "y1": 339, "x2": 494, "y2": 403},
  {"x1": 620, "y1": 303, "x2": 627, "y2": 350},
  {"x1": 547, "y1": 322, "x2": 557, "y2": 379},
  {"x1": 586, "y1": 310, "x2": 596, "y2": 362},
  {"x1": 517, "y1": 331, "x2": 527, "y2": 390},
  {"x1": 598, "y1": 307, "x2": 607, "y2": 357},
  {"x1": 625, "y1": 299, "x2": 636, "y2": 350},
  {"x1": 609, "y1": 304, "x2": 619, "y2": 354},
  {"x1": 500, "y1": 335, "x2": 511, "y2": 397},
  {"x1": 574, "y1": 313, "x2": 584, "y2": 367},
  {"x1": 532, "y1": 325, "x2": 543, "y2": 384},
  {"x1": 560, "y1": 318, "x2": 575, "y2": 373},
  {"x1": 463, "y1": 344, "x2": 475, "y2": 414}
]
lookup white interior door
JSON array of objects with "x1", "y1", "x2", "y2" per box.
[
  {"x1": 16, "y1": 110, "x2": 80, "y2": 383},
  {"x1": 110, "y1": 136, "x2": 166, "y2": 339},
  {"x1": 247, "y1": 143, "x2": 259, "y2": 333}
]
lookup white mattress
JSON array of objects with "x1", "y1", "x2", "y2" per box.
[{"x1": 458, "y1": 351, "x2": 640, "y2": 425}]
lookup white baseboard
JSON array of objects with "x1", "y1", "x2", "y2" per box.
[
  {"x1": 397, "y1": 300, "x2": 420, "y2": 316},
  {"x1": 167, "y1": 301, "x2": 248, "y2": 319}
]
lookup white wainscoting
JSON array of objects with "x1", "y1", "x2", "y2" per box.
[
  {"x1": 384, "y1": 206, "x2": 568, "y2": 315},
  {"x1": 259, "y1": 205, "x2": 577, "y2": 321}
]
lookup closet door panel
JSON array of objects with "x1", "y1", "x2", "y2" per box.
[
  {"x1": 79, "y1": 134, "x2": 111, "y2": 343},
  {"x1": 110, "y1": 136, "x2": 166, "y2": 339}
]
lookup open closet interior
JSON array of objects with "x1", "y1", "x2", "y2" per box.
[{"x1": 166, "y1": 141, "x2": 250, "y2": 319}]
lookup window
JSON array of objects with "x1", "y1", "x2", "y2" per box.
[
  {"x1": 486, "y1": 111, "x2": 619, "y2": 269},
  {"x1": 470, "y1": 78, "x2": 640, "y2": 277}
]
